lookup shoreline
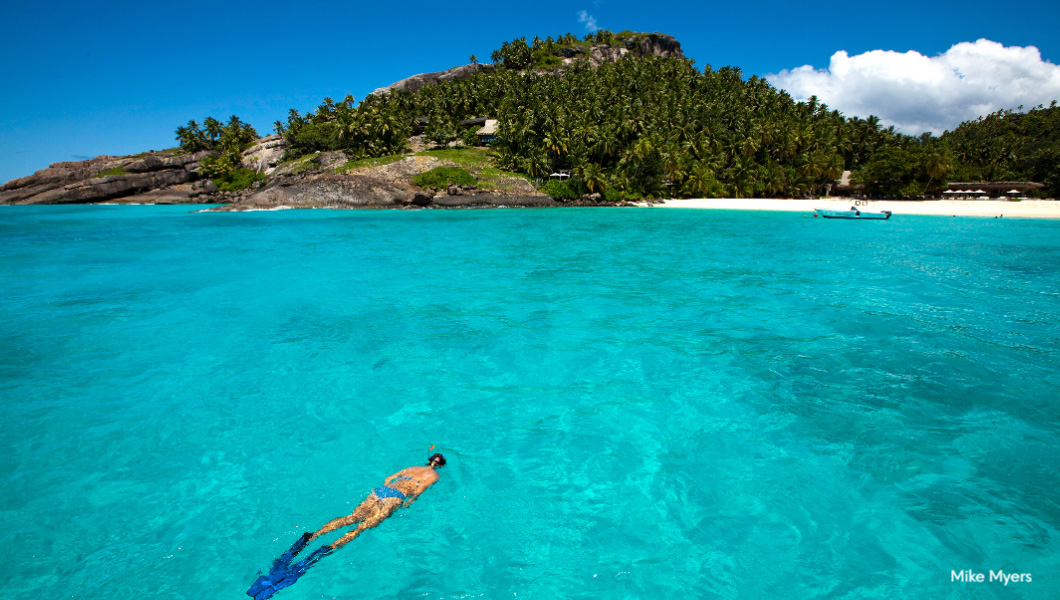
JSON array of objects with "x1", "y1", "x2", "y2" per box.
[
  {"x1": 6, "y1": 198, "x2": 1060, "y2": 219},
  {"x1": 645, "y1": 198, "x2": 1060, "y2": 219}
]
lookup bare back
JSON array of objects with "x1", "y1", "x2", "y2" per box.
[{"x1": 384, "y1": 466, "x2": 439, "y2": 503}]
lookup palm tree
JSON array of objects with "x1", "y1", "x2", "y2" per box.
[
  {"x1": 727, "y1": 154, "x2": 758, "y2": 198},
  {"x1": 822, "y1": 153, "x2": 844, "y2": 182},
  {"x1": 525, "y1": 152, "x2": 550, "y2": 178},
  {"x1": 684, "y1": 162, "x2": 720, "y2": 198},
  {"x1": 660, "y1": 149, "x2": 686, "y2": 196},
  {"x1": 578, "y1": 162, "x2": 606, "y2": 193},
  {"x1": 542, "y1": 131, "x2": 568, "y2": 158},
  {"x1": 175, "y1": 120, "x2": 206, "y2": 152},
  {"x1": 174, "y1": 125, "x2": 194, "y2": 151},
  {"x1": 923, "y1": 149, "x2": 951, "y2": 194},
  {"x1": 760, "y1": 161, "x2": 787, "y2": 197},
  {"x1": 203, "y1": 117, "x2": 223, "y2": 146},
  {"x1": 631, "y1": 137, "x2": 655, "y2": 161}
]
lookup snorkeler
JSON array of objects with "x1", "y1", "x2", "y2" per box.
[{"x1": 247, "y1": 453, "x2": 447, "y2": 600}]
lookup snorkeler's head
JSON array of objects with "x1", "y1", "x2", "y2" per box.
[{"x1": 428, "y1": 453, "x2": 446, "y2": 468}]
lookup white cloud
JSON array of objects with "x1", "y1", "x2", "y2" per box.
[
  {"x1": 577, "y1": 10, "x2": 599, "y2": 32},
  {"x1": 766, "y1": 39, "x2": 1060, "y2": 135}
]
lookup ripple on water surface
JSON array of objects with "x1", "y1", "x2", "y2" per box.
[{"x1": 0, "y1": 206, "x2": 1058, "y2": 599}]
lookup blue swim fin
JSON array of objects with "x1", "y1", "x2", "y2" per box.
[
  {"x1": 273, "y1": 532, "x2": 313, "y2": 569},
  {"x1": 250, "y1": 568, "x2": 300, "y2": 600},
  {"x1": 247, "y1": 568, "x2": 290, "y2": 599},
  {"x1": 247, "y1": 533, "x2": 315, "y2": 599},
  {"x1": 293, "y1": 545, "x2": 333, "y2": 570},
  {"x1": 247, "y1": 544, "x2": 333, "y2": 600}
]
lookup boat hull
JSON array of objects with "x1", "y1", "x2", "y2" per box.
[{"x1": 815, "y1": 209, "x2": 891, "y2": 220}]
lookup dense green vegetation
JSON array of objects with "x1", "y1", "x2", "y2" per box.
[
  {"x1": 274, "y1": 95, "x2": 408, "y2": 160},
  {"x1": 413, "y1": 166, "x2": 477, "y2": 190},
  {"x1": 942, "y1": 103, "x2": 1060, "y2": 193},
  {"x1": 176, "y1": 31, "x2": 1060, "y2": 199},
  {"x1": 541, "y1": 179, "x2": 579, "y2": 200},
  {"x1": 211, "y1": 168, "x2": 265, "y2": 192},
  {"x1": 175, "y1": 116, "x2": 258, "y2": 178},
  {"x1": 259, "y1": 31, "x2": 955, "y2": 199},
  {"x1": 381, "y1": 49, "x2": 910, "y2": 199},
  {"x1": 853, "y1": 140, "x2": 953, "y2": 197}
]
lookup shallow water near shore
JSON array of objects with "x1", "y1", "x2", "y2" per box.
[{"x1": 2, "y1": 205, "x2": 1059, "y2": 599}]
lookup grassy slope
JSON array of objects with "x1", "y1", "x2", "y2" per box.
[
  {"x1": 332, "y1": 145, "x2": 532, "y2": 193},
  {"x1": 415, "y1": 147, "x2": 529, "y2": 192}
]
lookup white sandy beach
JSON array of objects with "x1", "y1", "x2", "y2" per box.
[{"x1": 647, "y1": 198, "x2": 1060, "y2": 219}]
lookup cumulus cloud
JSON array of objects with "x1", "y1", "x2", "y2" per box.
[
  {"x1": 577, "y1": 10, "x2": 599, "y2": 32},
  {"x1": 767, "y1": 39, "x2": 1060, "y2": 135}
]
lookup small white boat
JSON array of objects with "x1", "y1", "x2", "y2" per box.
[{"x1": 814, "y1": 207, "x2": 892, "y2": 220}]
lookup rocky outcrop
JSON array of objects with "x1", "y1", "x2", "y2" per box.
[
  {"x1": 241, "y1": 135, "x2": 287, "y2": 174},
  {"x1": 561, "y1": 33, "x2": 683, "y2": 67},
  {"x1": 1, "y1": 156, "x2": 116, "y2": 193},
  {"x1": 0, "y1": 150, "x2": 211, "y2": 205},
  {"x1": 629, "y1": 33, "x2": 682, "y2": 59},
  {"x1": 0, "y1": 142, "x2": 595, "y2": 210},
  {"x1": 0, "y1": 137, "x2": 566, "y2": 210},
  {"x1": 222, "y1": 173, "x2": 432, "y2": 209},
  {"x1": 370, "y1": 33, "x2": 683, "y2": 97},
  {"x1": 124, "y1": 151, "x2": 208, "y2": 173},
  {"x1": 371, "y1": 63, "x2": 495, "y2": 96},
  {"x1": 13, "y1": 170, "x2": 194, "y2": 204},
  {"x1": 199, "y1": 151, "x2": 554, "y2": 211}
]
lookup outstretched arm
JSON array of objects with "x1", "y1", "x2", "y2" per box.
[
  {"x1": 384, "y1": 469, "x2": 413, "y2": 485},
  {"x1": 402, "y1": 490, "x2": 423, "y2": 508}
]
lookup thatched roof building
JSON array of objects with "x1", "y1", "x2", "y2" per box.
[{"x1": 475, "y1": 119, "x2": 498, "y2": 143}]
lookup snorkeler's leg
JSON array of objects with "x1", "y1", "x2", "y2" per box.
[
  {"x1": 327, "y1": 523, "x2": 369, "y2": 551},
  {"x1": 307, "y1": 501, "x2": 373, "y2": 542},
  {"x1": 327, "y1": 501, "x2": 400, "y2": 551}
]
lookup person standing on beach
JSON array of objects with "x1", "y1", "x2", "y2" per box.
[{"x1": 247, "y1": 453, "x2": 447, "y2": 600}]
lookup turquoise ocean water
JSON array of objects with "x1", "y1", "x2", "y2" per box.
[{"x1": 1, "y1": 205, "x2": 1058, "y2": 599}]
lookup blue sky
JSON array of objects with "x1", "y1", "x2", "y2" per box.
[{"x1": 2, "y1": 0, "x2": 1059, "y2": 184}]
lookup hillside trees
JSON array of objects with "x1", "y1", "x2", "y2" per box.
[
  {"x1": 942, "y1": 103, "x2": 1060, "y2": 195},
  {"x1": 851, "y1": 137, "x2": 957, "y2": 197},
  {"x1": 278, "y1": 94, "x2": 410, "y2": 160},
  {"x1": 253, "y1": 33, "x2": 1057, "y2": 199},
  {"x1": 175, "y1": 115, "x2": 258, "y2": 177}
]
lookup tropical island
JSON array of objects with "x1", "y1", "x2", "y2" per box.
[{"x1": 2, "y1": 30, "x2": 1057, "y2": 212}]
